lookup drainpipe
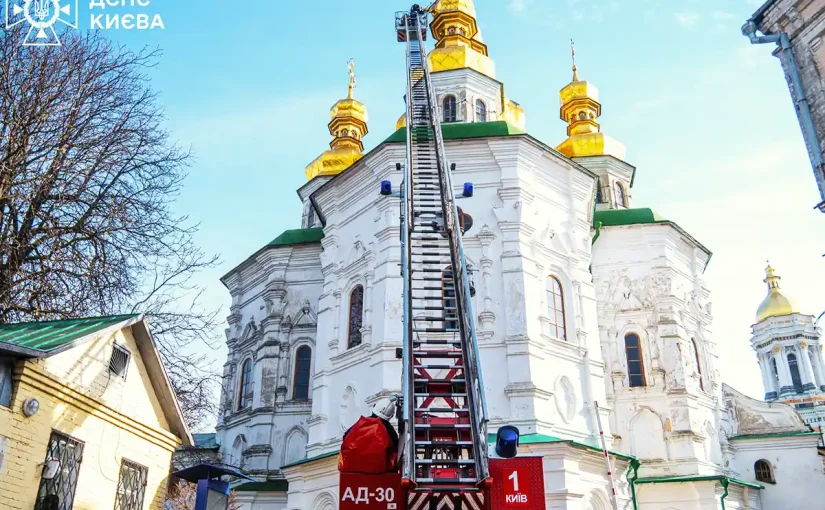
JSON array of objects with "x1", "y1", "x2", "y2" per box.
[
  {"x1": 624, "y1": 458, "x2": 640, "y2": 510},
  {"x1": 742, "y1": 20, "x2": 825, "y2": 211},
  {"x1": 720, "y1": 478, "x2": 730, "y2": 510}
]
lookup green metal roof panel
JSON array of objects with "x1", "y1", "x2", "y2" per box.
[
  {"x1": 234, "y1": 480, "x2": 289, "y2": 492},
  {"x1": 281, "y1": 450, "x2": 338, "y2": 469},
  {"x1": 729, "y1": 431, "x2": 820, "y2": 440},
  {"x1": 267, "y1": 228, "x2": 324, "y2": 247},
  {"x1": 0, "y1": 314, "x2": 139, "y2": 354},
  {"x1": 384, "y1": 121, "x2": 525, "y2": 143},
  {"x1": 593, "y1": 208, "x2": 668, "y2": 227},
  {"x1": 636, "y1": 475, "x2": 763, "y2": 490},
  {"x1": 485, "y1": 433, "x2": 635, "y2": 461}
]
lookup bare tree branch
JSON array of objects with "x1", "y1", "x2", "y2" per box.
[{"x1": 0, "y1": 16, "x2": 222, "y2": 429}]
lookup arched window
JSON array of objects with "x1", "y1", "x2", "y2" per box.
[
  {"x1": 443, "y1": 267, "x2": 458, "y2": 331},
  {"x1": 625, "y1": 334, "x2": 646, "y2": 387},
  {"x1": 595, "y1": 181, "x2": 603, "y2": 204},
  {"x1": 238, "y1": 359, "x2": 253, "y2": 410},
  {"x1": 754, "y1": 459, "x2": 775, "y2": 484},
  {"x1": 692, "y1": 338, "x2": 705, "y2": 391},
  {"x1": 788, "y1": 353, "x2": 803, "y2": 393},
  {"x1": 293, "y1": 346, "x2": 312, "y2": 400},
  {"x1": 546, "y1": 277, "x2": 566, "y2": 341},
  {"x1": 475, "y1": 99, "x2": 487, "y2": 122},
  {"x1": 771, "y1": 356, "x2": 779, "y2": 386},
  {"x1": 614, "y1": 182, "x2": 626, "y2": 208},
  {"x1": 578, "y1": 111, "x2": 587, "y2": 120},
  {"x1": 348, "y1": 285, "x2": 364, "y2": 348},
  {"x1": 443, "y1": 96, "x2": 457, "y2": 123}
]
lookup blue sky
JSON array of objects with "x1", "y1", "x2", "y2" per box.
[{"x1": 80, "y1": 0, "x2": 825, "y2": 416}]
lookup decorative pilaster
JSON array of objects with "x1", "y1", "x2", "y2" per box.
[
  {"x1": 330, "y1": 289, "x2": 342, "y2": 355},
  {"x1": 477, "y1": 226, "x2": 496, "y2": 329},
  {"x1": 777, "y1": 347, "x2": 794, "y2": 396},
  {"x1": 811, "y1": 346, "x2": 825, "y2": 391},
  {"x1": 362, "y1": 272, "x2": 374, "y2": 345},
  {"x1": 758, "y1": 353, "x2": 778, "y2": 400}
]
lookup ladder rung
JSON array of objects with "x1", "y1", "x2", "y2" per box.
[
  {"x1": 415, "y1": 423, "x2": 471, "y2": 429},
  {"x1": 417, "y1": 364, "x2": 462, "y2": 369},
  {"x1": 414, "y1": 378, "x2": 466, "y2": 384},
  {"x1": 412, "y1": 328, "x2": 458, "y2": 333},
  {"x1": 414, "y1": 393, "x2": 466, "y2": 397},
  {"x1": 415, "y1": 409, "x2": 470, "y2": 414},
  {"x1": 415, "y1": 459, "x2": 474, "y2": 465},
  {"x1": 415, "y1": 478, "x2": 479, "y2": 484},
  {"x1": 413, "y1": 350, "x2": 462, "y2": 356}
]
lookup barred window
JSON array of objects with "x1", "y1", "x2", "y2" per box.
[
  {"x1": 114, "y1": 459, "x2": 148, "y2": 510},
  {"x1": 348, "y1": 286, "x2": 364, "y2": 348},
  {"x1": 238, "y1": 359, "x2": 253, "y2": 410},
  {"x1": 625, "y1": 333, "x2": 646, "y2": 388},
  {"x1": 293, "y1": 346, "x2": 312, "y2": 400},
  {"x1": 443, "y1": 95, "x2": 457, "y2": 123},
  {"x1": 109, "y1": 344, "x2": 130, "y2": 379},
  {"x1": 35, "y1": 431, "x2": 84, "y2": 510},
  {"x1": 755, "y1": 459, "x2": 775, "y2": 484},
  {"x1": 546, "y1": 276, "x2": 566, "y2": 341}
]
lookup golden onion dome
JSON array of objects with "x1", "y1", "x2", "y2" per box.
[
  {"x1": 305, "y1": 60, "x2": 369, "y2": 180},
  {"x1": 396, "y1": 113, "x2": 407, "y2": 131},
  {"x1": 755, "y1": 263, "x2": 795, "y2": 323},
  {"x1": 432, "y1": 0, "x2": 477, "y2": 18}
]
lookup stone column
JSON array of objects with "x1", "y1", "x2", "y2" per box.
[
  {"x1": 330, "y1": 289, "x2": 342, "y2": 355},
  {"x1": 477, "y1": 227, "x2": 496, "y2": 330},
  {"x1": 798, "y1": 343, "x2": 818, "y2": 391},
  {"x1": 810, "y1": 345, "x2": 825, "y2": 391},
  {"x1": 759, "y1": 353, "x2": 777, "y2": 400},
  {"x1": 776, "y1": 347, "x2": 794, "y2": 396}
]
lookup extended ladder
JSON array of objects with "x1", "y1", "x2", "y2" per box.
[{"x1": 395, "y1": 8, "x2": 491, "y2": 510}]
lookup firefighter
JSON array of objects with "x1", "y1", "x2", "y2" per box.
[{"x1": 339, "y1": 398, "x2": 399, "y2": 474}]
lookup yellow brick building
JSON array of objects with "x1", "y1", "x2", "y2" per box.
[{"x1": 0, "y1": 314, "x2": 193, "y2": 510}]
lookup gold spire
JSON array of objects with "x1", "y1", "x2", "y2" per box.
[
  {"x1": 755, "y1": 262, "x2": 795, "y2": 322},
  {"x1": 571, "y1": 39, "x2": 579, "y2": 82},
  {"x1": 304, "y1": 61, "x2": 369, "y2": 180},
  {"x1": 556, "y1": 43, "x2": 626, "y2": 160},
  {"x1": 428, "y1": 0, "x2": 496, "y2": 78}
]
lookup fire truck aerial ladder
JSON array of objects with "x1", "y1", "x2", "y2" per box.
[{"x1": 394, "y1": 6, "x2": 491, "y2": 509}]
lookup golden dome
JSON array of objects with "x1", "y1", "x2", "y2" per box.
[
  {"x1": 556, "y1": 41, "x2": 625, "y2": 160},
  {"x1": 396, "y1": 113, "x2": 407, "y2": 131},
  {"x1": 305, "y1": 60, "x2": 368, "y2": 180},
  {"x1": 755, "y1": 263, "x2": 795, "y2": 322},
  {"x1": 428, "y1": 0, "x2": 495, "y2": 78}
]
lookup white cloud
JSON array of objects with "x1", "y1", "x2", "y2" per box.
[
  {"x1": 674, "y1": 11, "x2": 701, "y2": 28},
  {"x1": 712, "y1": 10, "x2": 737, "y2": 29}
]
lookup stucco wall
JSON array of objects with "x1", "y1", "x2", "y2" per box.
[{"x1": 0, "y1": 330, "x2": 181, "y2": 510}]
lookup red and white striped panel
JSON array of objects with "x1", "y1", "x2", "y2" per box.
[{"x1": 407, "y1": 492, "x2": 485, "y2": 510}]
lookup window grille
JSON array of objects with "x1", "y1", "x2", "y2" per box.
[
  {"x1": 348, "y1": 286, "x2": 364, "y2": 348},
  {"x1": 109, "y1": 344, "x2": 130, "y2": 379},
  {"x1": 114, "y1": 459, "x2": 148, "y2": 510},
  {"x1": 546, "y1": 277, "x2": 567, "y2": 341},
  {"x1": 34, "y1": 431, "x2": 84, "y2": 510},
  {"x1": 293, "y1": 346, "x2": 312, "y2": 400},
  {"x1": 754, "y1": 459, "x2": 775, "y2": 483},
  {"x1": 625, "y1": 334, "x2": 647, "y2": 387}
]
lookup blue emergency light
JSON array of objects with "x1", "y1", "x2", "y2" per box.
[
  {"x1": 495, "y1": 425, "x2": 520, "y2": 459},
  {"x1": 463, "y1": 183, "x2": 474, "y2": 197},
  {"x1": 380, "y1": 180, "x2": 393, "y2": 196}
]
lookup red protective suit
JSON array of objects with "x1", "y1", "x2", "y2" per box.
[{"x1": 338, "y1": 416, "x2": 398, "y2": 474}]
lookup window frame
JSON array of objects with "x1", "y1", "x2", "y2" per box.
[
  {"x1": 614, "y1": 182, "x2": 626, "y2": 208},
  {"x1": 546, "y1": 276, "x2": 567, "y2": 341},
  {"x1": 475, "y1": 99, "x2": 487, "y2": 122},
  {"x1": 754, "y1": 459, "x2": 775, "y2": 484},
  {"x1": 113, "y1": 458, "x2": 148, "y2": 510},
  {"x1": 0, "y1": 357, "x2": 14, "y2": 408},
  {"x1": 109, "y1": 343, "x2": 131, "y2": 380},
  {"x1": 625, "y1": 333, "x2": 647, "y2": 388},
  {"x1": 443, "y1": 95, "x2": 457, "y2": 123},
  {"x1": 293, "y1": 345, "x2": 312, "y2": 400},
  {"x1": 348, "y1": 285, "x2": 365, "y2": 349},
  {"x1": 34, "y1": 430, "x2": 85, "y2": 510},
  {"x1": 692, "y1": 338, "x2": 705, "y2": 391},
  {"x1": 238, "y1": 358, "x2": 254, "y2": 410}
]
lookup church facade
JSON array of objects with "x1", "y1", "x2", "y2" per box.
[{"x1": 215, "y1": 2, "x2": 825, "y2": 509}]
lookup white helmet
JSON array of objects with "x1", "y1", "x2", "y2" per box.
[{"x1": 372, "y1": 398, "x2": 396, "y2": 421}]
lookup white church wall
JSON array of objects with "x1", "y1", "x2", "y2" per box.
[
  {"x1": 729, "y1": 435, "x2": 824, "y2": 510},
  {"x1": 430, "y1": 69, "x2": 503, "y2": 123},
  {"x1": 592, "y1": 223, "x2": 724, "y2": 477}
]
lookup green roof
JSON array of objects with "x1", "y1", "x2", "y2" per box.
[
  {"x1": 281, "y1": 450, "x2": 339, "y2": 469},
  {"x1": 486, "y1": 433, "x2": 635, "y2": 462},
  {"x1": 0, "y1": 314, "x2": 140, "y2": 357},
  {"x1": 729, "y1": 431, "x2": 820, "y2": 440},
  {"x1": 234, "y1": 480, "x2": 289, "y2": 492},
  {"x1": 268, "y1": 228, "x2": 324, "y2": 247},
  {"x1": 635, "y1": 474, "x2": 763, "y2": 490},
  {"x1": 593, "y1": 208, "x2": 668, "y2": 227},
  {"x1": 384, "y1": 121, "x2": 524, "y2": 144}
]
